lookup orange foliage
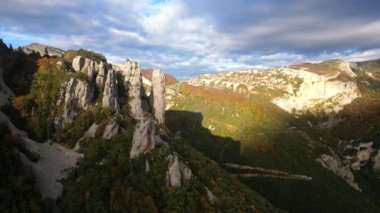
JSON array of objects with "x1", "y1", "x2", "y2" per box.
[
  {"x1": 12, "y1": 96, "x2": 26, "y2": 111},
  {"x1": 182, "y1": 83, "x2": 253, "y2": 107},
  {"x1": 36, "y1": 57, "x2": 59, "y2": 72}
]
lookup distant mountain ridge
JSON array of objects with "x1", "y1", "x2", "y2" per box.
[{"x1": 22, "y1": 43, "x2": 65, "y2": 57}]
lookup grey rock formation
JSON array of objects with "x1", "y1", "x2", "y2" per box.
[
  {"x1": 122, "y1": 59, "x2": 145, "y2": 119},
  {"x1": 130, "y1": 116, "x2": 156, "y2": 158},
  {"x1": 96, "y1": 61, "x2": 107, "y2": 86},
  {"x1": 102, "y1": 69, "x2": 119, "y2": 112},
  {"x1": 88, "y1": 60, "x2": 97, "y2": 82},
  {"x1": 55, "y1": 78, "x2": 94, "y2": 126},
  {"x1": 316, "y1": 151, "x2": 361, "y2": 191},
  {"x1": 72, "y1": 56, "x2": 85, "y2": 72},
  {"x1": 72, "y1": 56, "x2": 92, "y2": 74},
  {"x1": 103, "y1": 120, "x2": 119, "y2": 139},
  {"x1": 166, "y1": 152, "x2": 192, "y2": 187},
  {"x1": 151, "y1": 69, "x2": 166, "y2": 125},
  {"x1": 22, "y1": 43, "x2": 65, "y2": 57}
]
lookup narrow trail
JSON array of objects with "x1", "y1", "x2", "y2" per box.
[{"x1": 225, "y1": 163, "x2": 312, "y2": 181}]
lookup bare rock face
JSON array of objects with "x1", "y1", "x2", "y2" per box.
[
  {"x1": 88, "y1": 60, "x2": 97, "y2": 82},
  {"x1": 96, "y1": 61, "x2": 107, "y2": 86},
  {"x1": 103, "y1": 120, "x2": 119, "y2": 139},
  {"x1": 72, "y1": 56, "x2": 92, "y2": 74},
  {"x1": 122, "y1": 59, "x2": 145, "y2": 119},
  {"x1": 166, "y1": 152, "x2": 192, "y2": 187},
  {"x1": 151, "y1": 69, "x2": 166, "y2": 125},
  {"x1": 72, "y1": 56, "x2": 85, "y2": 72},
  {"x1": 130, "y1": 116, "x2": 156, "y2": 158},
  {"x1": 119, "y1": 60, "x2": 167, "y2": 158},
  {"x1": 102, "y1": 69, "x2": 119, "y2": 112},
  {"x1": 316, "y1": 152, "x2": 361, "y2": 191},
  {"x1": 55, "y1": 78, "x2": 94, "y2": 126}
]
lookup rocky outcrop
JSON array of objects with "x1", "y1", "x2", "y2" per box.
[
  {"x1": 342, "y1": 141, "x2": 380, "y2": 175},
  {"x1": 22, "y1": 43, "x2": 65, "y2": 57},
  {"x1": 72, "y1": 56, "x2": 93, "y2": 74},
  {"x1": 111, "y1": 60, "x2": 167, "y2": 158},
  {"x1": 273, "y1": 69, "x2": 360, "y2": 114},
  {"x1": 119, "y1": 60, "x2": 158, "y2": 158},
  {"x1": 122, "y1": 59, "x2": 145, "y2": 119},
  {"x1": 130, "y1": 116, "x2": 156, "y2": 158},
  {"x1": 151, "y1": 69, "x2": 166, "y2": 125},
  {"x1": 166, "y1": 152, "x2": 192, "y2": 187},
  {"x1": 96, "y1": 61, "x2": 107, "y2": 86},
  {"x1": 334, "y1": 60, "x2": 357, "y2": 78},
  {"x1": 103, "y1": 120, "x2": 119, "y2": 139},
  {"x1": 72, "y1": 56, "x2": 85, "y2": 72},
  {"x1": 188, "y1": 63, "x2": 360, "y2": 114},
  {"x1": 88, "y1": 60, "x2": 97, "y2": 82},
  {"x1": 55, "y1": 78, "x2": 94, "y2": 126},
  {"x1": 316, "y1": 151, "x2": 361, "y2": 191},
  {"x1": 102, "y1": 69, "x2": 119, "y2": 112}
]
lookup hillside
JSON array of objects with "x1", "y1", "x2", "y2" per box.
[
  {"x1": 166, "y1": 58, "x2": 380, "y2": 212},
  {"x1": 0, "y1": 40, "x2": 278, "y2": 212}
]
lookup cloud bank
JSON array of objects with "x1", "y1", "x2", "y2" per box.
[{"x1": 1, "y1": 0, "x2": 380, "y2": 79}]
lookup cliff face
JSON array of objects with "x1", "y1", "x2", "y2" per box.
[
  {"x1": 55, "y1": 78, "x2": 94, "y2": 126},
  {"x1": 102, "y1": 69, "x2": 119, "y2": 112},
  {"x1": 188, "y1": 60, "x2": 361, "y2": 114}
]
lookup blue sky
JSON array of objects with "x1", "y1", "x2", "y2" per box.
[{"x1": 1, "y1": 0, "x2": 380, "y2": 79}]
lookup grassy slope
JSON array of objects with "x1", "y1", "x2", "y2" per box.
[{"x1": 167, "y1": 83, "x2": 380, "y2": 213}]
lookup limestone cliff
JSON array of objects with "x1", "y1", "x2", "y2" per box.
[
  {"x1": 151, "y1": 69, "x2": 166, "y2": 125},
  {"x1": 102, "y1": 69, "x2": 119, "y2": 112},
  {"x1": 188, "y1": 60, "x2": 360, "y2": 114},
  {"x1": 166, "y1": 152, "x2": 192, "y2": 187},
  {"x1": 55, "y1": 78, "x2": 94, "y2": 126}
]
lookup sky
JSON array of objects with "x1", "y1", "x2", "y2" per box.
[{"x1": 1, "y1": 0, "x2": 380, "y2": 79}]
